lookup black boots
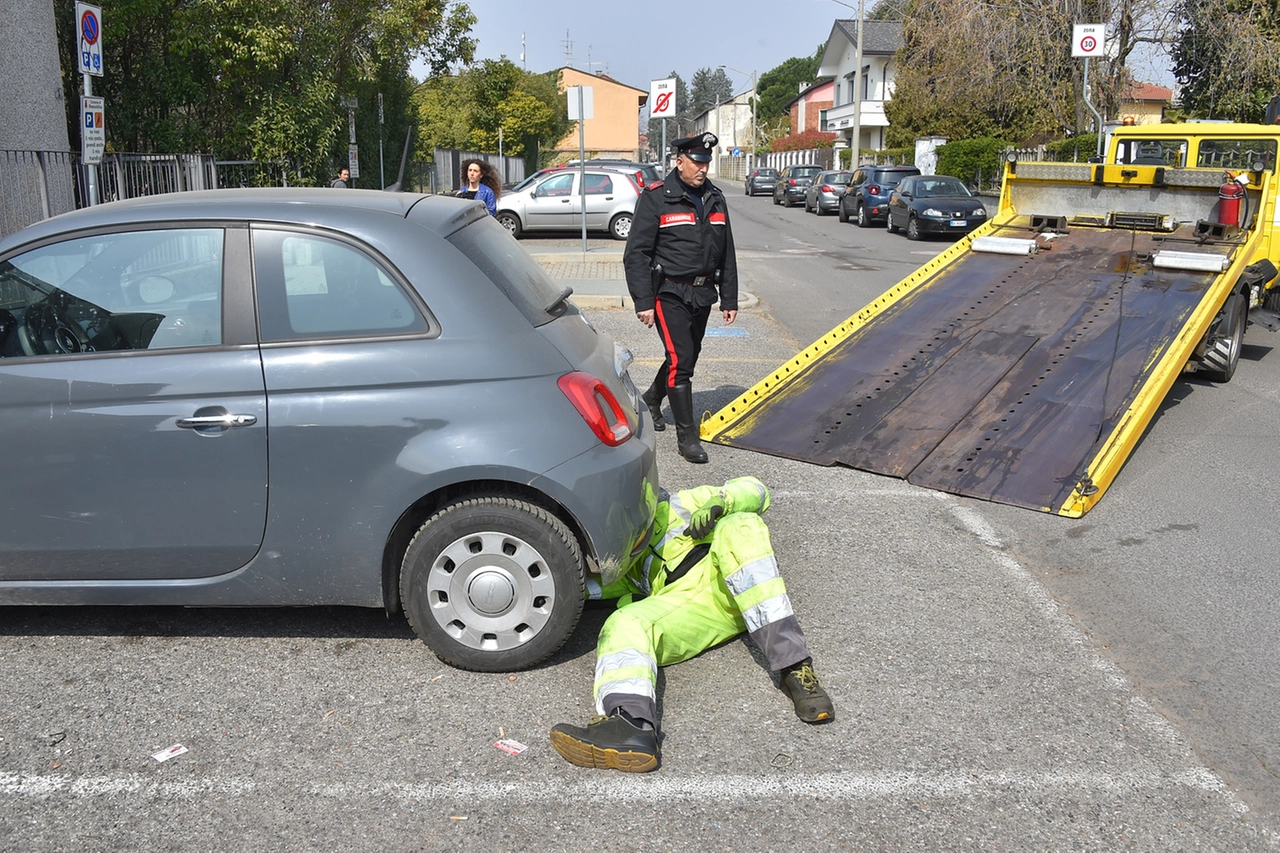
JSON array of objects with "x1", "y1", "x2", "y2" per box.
[
  {"x1": 667, "y1": 383, "x2": 708, "y2": 464},
  {"x1": 642, "y1": 374, "x2": 666, "y2": 431},
  {"x1": 549, "y1": 714, "x2": 659, "y2": 772},
  {"x1": 780, "y1": 659, "x2": 835, "y2": 723}
]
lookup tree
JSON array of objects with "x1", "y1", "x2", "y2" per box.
[
  {"x1": 755, "y1": 49, "x2": 824, "y2": 123},
  {"x1": 1172, "y1": 0, "x2": 1280, "y2": 120},
  {"x1": 54, "y1": 0, "x2": 477, "y2": 185},
  {"x1": 887, "y1": 0, "x2": 1176, "y2": 146},
  {"x1": 413, "y1": 59, "x2": 572, "y2": 165},
  {"x1": 689, "y1": 67, "x2": 735, "y2": 118}
]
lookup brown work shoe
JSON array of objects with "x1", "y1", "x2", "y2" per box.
[
  {"x1": 781, "y1": 660, "x2": 835, "y2": 723},
  {"x1": 549, "y1": 714, "x2": 659, "y2": 772}
]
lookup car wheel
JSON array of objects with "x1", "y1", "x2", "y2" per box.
[
  {"x1": 400, "y1": 495, "x2": 585, "y2": 672},
  {"x1": 1201, "y1": 293, "x2": 1248, "y2": 382},
  {"x1": 745, "y1": 183, "x2": 752, "y2": 196},
  {"x1": 856, "y1": 204, "x2": 869, "y2": 228},
  {"x1": 906, "y1": 215, "x2": 923, "y2": 241},
  {"x1": 838, "y1": 201, "x2": 849, "y2": 223},
  {"x1": 772, "y1": 192, "x2": 780, "y2": 205},
  {"x1": 496, "y1": 212, "x2": 522, "y2": 239},
  {"x1": 887, "y1": 212, "x2": 899, "y2": 234},
  {"x1": 609, "y1": 213, "x2": 632, "y2": 241}
]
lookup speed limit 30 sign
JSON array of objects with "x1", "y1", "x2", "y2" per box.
[{"x1": 1072, "y1": 24, "x2": 1106, "y2": 58}]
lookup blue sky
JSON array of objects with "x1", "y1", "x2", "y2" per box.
[{"x1": 415, "y1": 0, "x2": 1175, "y2": 95}]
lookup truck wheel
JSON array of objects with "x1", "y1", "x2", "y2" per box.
[
  {"x1": 1201, "y1": 293, "x2": 1247, "y2": 382},
  {"x1": 906, "y1": 215, "x2": 923, "y2": 241},
  {"x1": 400, "y1": 495, "x2": 585, "y2": 672}
]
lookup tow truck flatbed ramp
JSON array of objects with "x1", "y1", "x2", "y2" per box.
[{"x1": 703, "y1": 223, "x2": 1236, "y2": 516}]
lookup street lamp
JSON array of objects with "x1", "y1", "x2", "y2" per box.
[
  {"x1": 718, "y1": 64, "x2": 757, "y2": 169},
  {"x1": 816, "y1": 0, "x2": 864, "y2": 168}
]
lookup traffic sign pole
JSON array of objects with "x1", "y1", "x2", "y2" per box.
[{"x1": 75, "y1": 3, "x2": 104, "y2": 205}]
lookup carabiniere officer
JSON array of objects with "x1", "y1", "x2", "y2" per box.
[{"x1": 623, "y1": 131, "x2": 738, "y2": 464}]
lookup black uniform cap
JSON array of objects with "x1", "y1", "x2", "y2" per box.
[{"x1": 672, "y1": 132, "x2": 718, "y2": 163}]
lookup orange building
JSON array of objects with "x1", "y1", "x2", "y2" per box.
[{"x1": 555, "y1": 67, "x2": 649, "y2": 161}]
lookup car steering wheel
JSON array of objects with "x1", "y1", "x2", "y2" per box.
[{"x1": 18, "y1": 299, "x2": 92, "y2": 357}]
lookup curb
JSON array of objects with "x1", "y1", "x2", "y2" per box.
[{"x1": 569, "y1": 289, "x2": 759, "y2": 311}]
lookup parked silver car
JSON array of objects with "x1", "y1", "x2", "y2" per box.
[
  {"x1": 0, "y1": 189, "x2": 659, "y2": 672},
  {"x1": 804, "y1": 170, "x2": 853, "y2": 215},
  {"x1": 497, "y1": 168, "x2": 640, "y2": 240}
]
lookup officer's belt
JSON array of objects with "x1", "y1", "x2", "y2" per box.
[{"x1": 665, "y1": 274, "x2": 712, "y2": 287}]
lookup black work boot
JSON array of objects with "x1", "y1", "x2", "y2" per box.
[
  {"x1": 780, "y1": 659, "x2": 835, "y2": 723},
  {"x1": 667, "y1": 383, "x2": 708, "y2": 464},
  {"x1": 549, "y1": 714, "x2": 659, "y2": 772},
  {"x1": 642, "y1": 374, "x2": 667, "y2": 431}
]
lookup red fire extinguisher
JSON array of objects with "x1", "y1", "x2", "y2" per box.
[{"x1": 1219, "y1": 175, "x2": 1245, "y2": 226}]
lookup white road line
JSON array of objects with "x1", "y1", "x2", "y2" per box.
[{"x1": 0, "y1": 769, "x2": 1238, "y2": 803}]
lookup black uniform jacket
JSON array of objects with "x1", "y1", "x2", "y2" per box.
[{"x1": 623, "y1": 170, "x2": 739, "y2": 314}]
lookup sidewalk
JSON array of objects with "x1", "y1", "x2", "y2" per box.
[{"x1": 529, "y1": 248, "x2": 757, "y2": 310}]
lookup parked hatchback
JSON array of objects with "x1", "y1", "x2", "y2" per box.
[
  {"x1": 804, "y1": 170, "x2": 853, "y2": 215},
  {"x1": 744, "y1": 167, "x2": 779, "y2": 196},
  {"x1": 0, "y1": 189, "x2": 658, "y2": 672},
  {"x1": 886, "y1": 175, "x2": 988, "y2": 240},
  {"x1": 839, "y1": 165, "x2": 921, "y2": 226},
  {"x1": 497, "y1": 168, "x2": 640, "y2": 240},
  {"x1": 773, "y1": 164, "x2": 824, "y2": 207}
]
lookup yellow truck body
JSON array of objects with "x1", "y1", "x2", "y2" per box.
[{"x1": 702, "y1": 123, "x2": 1280, "y2": 516}]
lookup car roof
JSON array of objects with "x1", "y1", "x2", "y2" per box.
[
  {"x1": 871, "y1": 165, "x2": 920, "y2": 173},
  {"x1": 0, "y1": 188, "x2": 479, "y2": 252}
]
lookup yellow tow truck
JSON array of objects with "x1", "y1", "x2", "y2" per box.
[{"x1": 703, "y1": 122, "x2": 1280, "y2": 516}]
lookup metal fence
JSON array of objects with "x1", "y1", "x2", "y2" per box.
[
  {"x1": 431, "y1": 149, "x2": 527, "y2": 194},
  {"x1": 1, "y1": 150, "x2": 77, "y2": 238}
]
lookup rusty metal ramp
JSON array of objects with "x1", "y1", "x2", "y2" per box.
[{"x1": 702, "y1": 223, "x2": 1239, "y2": 516}]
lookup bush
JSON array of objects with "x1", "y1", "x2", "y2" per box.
[
  {"x1": 935, "y1": 137, "x2": 1010, "y2": 186},
  {"x1": 771, "y1": 130, "x2": 839, "y2": 152},
  {"x1": 1044, "y1": 134, "x2": 1101, "y2": 162}
]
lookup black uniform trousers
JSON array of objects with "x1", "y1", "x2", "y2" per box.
[{"x1": 653, "y1": 292, "x2": 712, "y2": 388}]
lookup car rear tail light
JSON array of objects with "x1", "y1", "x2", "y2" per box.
[
  {"x1": 868, "y1": 184, "x2": 881, "y2": 195},
  {"x1": 558, "y1": 372, "x2": 633, "y2": 447},
  {"x1": 633, "y1": 170, "x2": 645, "y2": 187},
  {"x1": 821, "y1": 184, "x2": 833, "y2": 192},
  {"x1": 789, "y1": 179, "x2": 797, "y2": 185}
]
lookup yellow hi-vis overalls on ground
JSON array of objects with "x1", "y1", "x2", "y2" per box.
[{"x1": 592, "y1": 477, "x2": 811, "y2": 727}]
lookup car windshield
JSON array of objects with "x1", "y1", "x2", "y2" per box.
[
  {"x1": 915, "y1": 178, "x2": 971, "y2": 198},
  {"x1": 795, "y1": 167, "x2": 822, "y2": 177},
  {"x1": 757, "y1": 169, "x2": 778, "y2": 177},
  {"x1": 822, "y1": 172, "x2": 852, "y2": 184}
]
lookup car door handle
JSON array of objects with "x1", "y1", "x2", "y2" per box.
[
  {"x1": 561, "y1": 199, "x2": 571, "y2": 204},
  {"x1": 177, "y1": 413, "x2": 258, "y2": 429}
]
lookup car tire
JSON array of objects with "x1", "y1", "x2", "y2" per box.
[
  {"x1": 856, "y1": 204, "x2": 869, "y2": 228},
  {"x1": 838, "y1": 201, "x2": 849, "y2": 223},
  {"x1": 773, "y1": 192, "x2": 780, "y2": 205},
  {"x1": 906, "y1": 215, "x2": 922, "y2": 241},
  {"x1": 400, "y1": 495, "x2": 585, "y2": 672},
  {"x1": 496, "y1": 212, "x2": 522, "y2": 239},
  {"x1": 887, "y1": 213, "x2": 899, "y2": 234},
  {"x1": 609, "y1": 213, "x2": 632, "y2": 241}
]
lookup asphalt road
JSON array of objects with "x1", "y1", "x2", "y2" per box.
[{"x1": 2, "y1": 188, "x2": 1279, "y2": 851}]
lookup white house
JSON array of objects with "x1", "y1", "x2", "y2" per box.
[
  {"x1": 691, "y1": 89, "x2": 756, "y2": 178},
  {"x1": 817, "y1": 19, "x2": 904, "y2": 158}
]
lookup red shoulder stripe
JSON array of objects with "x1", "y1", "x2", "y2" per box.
[{"x1": 708, "y1": 212, "x2": 727, "y2": 225}]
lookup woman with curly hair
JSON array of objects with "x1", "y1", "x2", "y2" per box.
[{"x1": 455, "y1": 159, "x2": 502, "y2": 216}]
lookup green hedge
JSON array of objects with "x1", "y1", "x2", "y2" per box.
[{"x1": 935, "y1": 137, "x2": 1010, "y2": 185}]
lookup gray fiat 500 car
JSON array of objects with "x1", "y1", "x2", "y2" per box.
[{"x1": 0, "y1": 189, "x2": 658, "y2": 672}]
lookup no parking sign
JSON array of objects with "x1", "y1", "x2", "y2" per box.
[{"x1": 75, "y1": 3, "x2": 103, "y2": 76}]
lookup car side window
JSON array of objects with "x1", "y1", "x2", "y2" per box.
[
  {"x1": 252, "y1": 229, "x2": 427, "y2": 342},
  {"x1": 0, "y1": 228, "x2": 223, "y2": 359},
  {"x1": 584, "y1": 174, "x2": 614, "y2": 195},
  {"x1": 535, "y1": 174, "x2": 574, "y2": 197}
]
